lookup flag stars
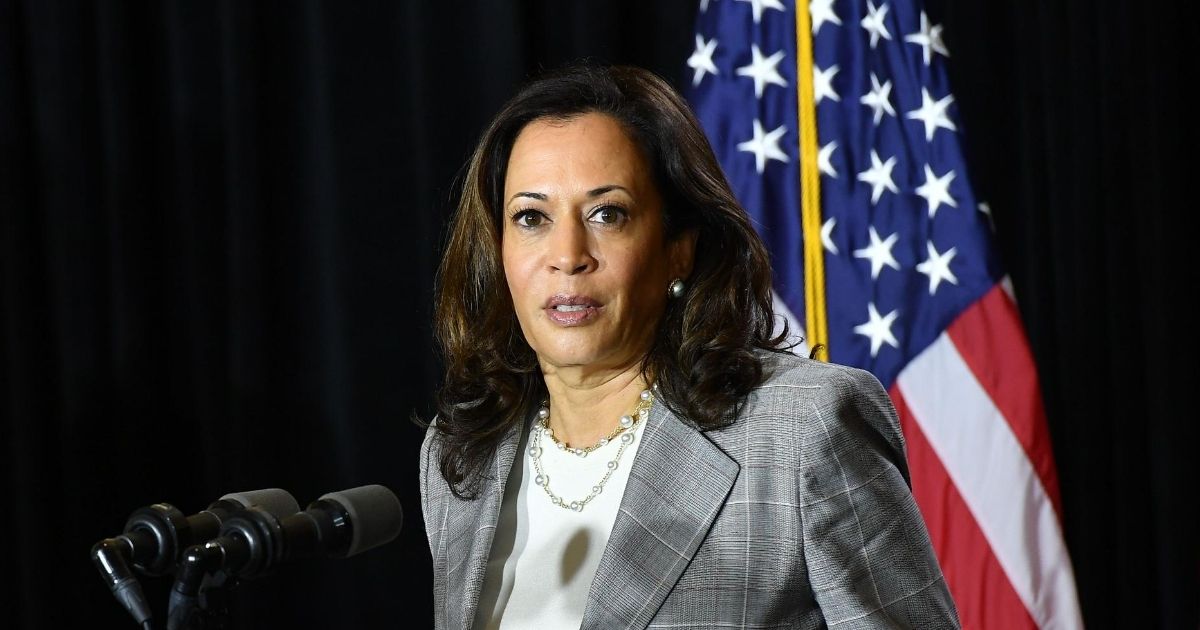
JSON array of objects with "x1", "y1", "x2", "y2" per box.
[
  {"x1": 857, "y1": 150, "x2": 899, "y2": 204},
  {"x1": 860, "y1": 73, "x2": 896, "y2": 125},
  {"x1": 810, "y1": 0, "x2": 842, "y2": 34},
  {"x1": 905, "y1": 10, "x2": 950, "y2": 66},
  {"x1": 814, "y1": 64, "x2": 840, "y2": 104},
  {"x1": 688, "y1": 35, "x2": 720, "y2": 87},
  {"x1": 853, "y1": 226, "x2": 901, "y2": 279},
  {"x1": 738, "y1": 119, "x2": 790, "y2": 174},
  {"x1": 736, "y1": 44, "x2": 788, "y2": 97},
  {"x1": 821, "y1": 217, "x2": 839, "y2": 255},
  {"x1": 916, "y1": 241, "x2": 959, "y2": 295},
  {"x1": 818, "y1": 140, "x2": 838, "y2": 178},
  {"x1": 860, "y1": 1, "x2": 893, "y2": 49},
  {"x1": 735, "y1": 0, "x2": 785, "y2": 24},
  {"x1": 907, "y1": 88, "x2": 957, "y2": 141},
  {"x1": 854, "y1": 302, "x2": 900, "y2": 357},
  {"x1": 915, "y1": 165, "x2": 958, "y2": 218}
]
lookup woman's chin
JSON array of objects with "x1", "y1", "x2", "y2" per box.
[
  {"x1": 533, "y1": 342, "x2": 631, "y2": 374},
  {"x1": 537, "y1": 350, "x2": 608, "y2": 371}
]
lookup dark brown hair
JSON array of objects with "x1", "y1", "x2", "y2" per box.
[{"x1": 431, "y1": 64, "x2": 787, "y2": 498}]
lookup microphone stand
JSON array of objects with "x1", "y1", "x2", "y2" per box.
[
  {"x1": 165, "y1": 543, "x2": 236, "y2": 630},
  {"x1": 167, "y1": 507, "x2": 276, "y2": 630},
  {"x1": 191, "y1": 571, "x2": 234, "y2": 630}
]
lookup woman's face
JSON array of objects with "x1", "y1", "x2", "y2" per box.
[{"x1": 501, "y1": 113, "x2": 694, "y2": 375}]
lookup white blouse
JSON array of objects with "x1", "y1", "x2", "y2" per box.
[{"x1": 473, "y1": 411, "x2": 649, "y2": 629}]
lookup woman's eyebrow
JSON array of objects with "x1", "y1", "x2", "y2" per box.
[
  {"x1": 508, "y1": 191, "x2": 548, "y2": 205},
  {"x1": 586, "y1": 184, "x2": 630, "y2": 198},
  {"x1": 509, "y1": 186, "x2": 630, "y2": 205}
]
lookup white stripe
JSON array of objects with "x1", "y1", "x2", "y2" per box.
[
  {"x1": 772, "y1": 291, "x2": 810, "y2": 356},
  {"x1": 896, "y1": 333, "x2": 1083, "y2": 630}
]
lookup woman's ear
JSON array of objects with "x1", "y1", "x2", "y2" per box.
[{"x1": 670, "y1": 229, "x2": 699, "y2": 279}]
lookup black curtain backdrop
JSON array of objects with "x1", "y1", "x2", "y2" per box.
[{"x1": 1, "y1": 1, "x2": 1194, "y2": 629}]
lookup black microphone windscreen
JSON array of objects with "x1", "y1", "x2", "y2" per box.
[
  {"x1": 318, "y1": 485, "x2": 403, "y2": 557},
  {"x1": 218, "y1": 488, "x2": 300, "y2": 518}
]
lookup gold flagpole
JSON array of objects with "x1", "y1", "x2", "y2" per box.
[{"x1": 794, "y1": 1, "x2": 829, "y2": 361}]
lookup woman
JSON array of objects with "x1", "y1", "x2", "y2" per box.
[{"x1": 420, "y1": 64, "x2": 960, "y2": 629}]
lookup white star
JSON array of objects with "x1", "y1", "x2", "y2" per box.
[
  {"x1": 859, "y1": 72, "x2": 896, "y2": 125},
  {"x1": 821, "y1": 217, "x2": 839, "y2": 254},
  {"x1": 905, "y1": 11, "x2": 950, "y2": 66},
  {"x1": 856, "y1": 150, "x2": 899, "y2": 204},
  {"x1": 978, "y1": 201, "x2": 996, "y2": 231},
  {"x1": 737, "y1": 119, "x2": 789, "y2": 174},
  {"x1": 700, "y1": 0, "x2": 718, "y2": 12},
  {"x1": 853, "y1": 226, "x2": 901, "y2": 279},
  {"x1": 906, "y1": 88, "x2": 957, "y2": 142},
  {"x1": 860, "y1": 1, "x2": 893, "y2": 49},
  {"x1": 915, "y1": 165, "x2": 958, "y2": 218},
  {"x1": 813, "y1": 64, "x2": 840, "y2": 104},
  {"x1": 854, "y1": 302, "x2": 900, "y2": 357},
  {"x1": 817, "y1": 140, "x2": 838, "y2": 178},
  {"x1": 687, "y1": 35, "x2": 720, "y2": 87},
  {"x1": 736, "y1": 44, "x2": 788, "y2": 98},
  {"x1": 735, "y1": 0, "x2": 785, "y2": 24},
  {"x1": 691, "y1": 34, "x2": 715, "y2": 86},
  {"x1": 915, "y1": 241, "x2": 959, "y2": 295},
  {"x1": 810, "y1": 0, "x2": 842, "y2": 34}
]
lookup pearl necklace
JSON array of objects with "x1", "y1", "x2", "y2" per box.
[{"x1": 529, "y1": 389, "x2": 653, "y2": 512}]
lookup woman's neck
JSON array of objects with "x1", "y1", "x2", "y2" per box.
[{"x1": 540, "y1": 361, "x2": 650, "y2": 449}]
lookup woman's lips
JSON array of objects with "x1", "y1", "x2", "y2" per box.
[
  {"x1": 545, "y1": 305, "x2": 600, "y2": 326},
  {"x1": 543, "y1": 295, "x2": 601, "y2": 326}
]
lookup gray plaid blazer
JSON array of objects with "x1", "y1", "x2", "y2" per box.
[{"x1": 420, "y1": 352, "x2": 960, "y2": 629}]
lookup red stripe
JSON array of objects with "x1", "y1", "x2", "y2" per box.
[
  {"x1": 945, "y1": 284, "x2": 1064, "y2": 518},
  {"x1": 893, "y1": 389, "x2": 1038, "y2": 630}
]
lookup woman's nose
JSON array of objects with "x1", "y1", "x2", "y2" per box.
[{"x1": 548, "y1": 220, "x2": 597, "y2": 275}]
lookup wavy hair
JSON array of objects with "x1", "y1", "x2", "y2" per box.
[{"x1": 431, "y1": 64, "x2": 788, "y2": 498}]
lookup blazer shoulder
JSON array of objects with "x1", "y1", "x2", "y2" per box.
[
  {"x1": 419, "y1": 418, "x2": 449, "y2": 524},
  {"x1": 751, "y1": 350, "x2": 907, "y2": 480},
  {"x1": 756, "y1": 349, "x2": 890, "y2": 404},
  {"x1": 420, "y1": 416, "x2": 441, "y2": 458}
]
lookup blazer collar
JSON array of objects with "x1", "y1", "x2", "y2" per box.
[
  {"x1": 445, "y1": 411, "x2": 525, "y2": 630},
  {"x1": 444, "y1": 401, "x2": 739, "y2": 630},
  {"x1": 581, "y1": 400, "x2": 740, "y2": 629}
]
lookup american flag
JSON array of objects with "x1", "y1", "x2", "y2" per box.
[{"x1": 685, "y1": 1, "x2": 1083, "y2": 627}]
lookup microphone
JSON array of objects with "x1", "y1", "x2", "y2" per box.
[
  {"x1": 167, "y1": 484, "x2": 402, "y2": 627},
  {"x1": 197, "y1": 484, "x2": 402, "y2": 576},
  {"x1": 92, "y1": 488, "x2": 300, "y2": 627}
]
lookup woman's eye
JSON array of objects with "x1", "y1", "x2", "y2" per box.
[
  {"x1": 589, "y1": 205, "x2": 627, "y2": 225},
  {"x1": 514, "y1": 210, "x2": 546, "y2": 227}
]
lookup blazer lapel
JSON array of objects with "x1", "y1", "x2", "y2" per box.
[
  {"x1": 581, "y1": 402, "x2": 740, "y2": 630},
  {"x1": 443, "y1": 416, "x2": 525, "y2": 630}
]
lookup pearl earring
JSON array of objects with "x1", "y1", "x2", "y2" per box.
[{"x1": 668, "y1": 278, "x2": 686, "y2": 298}]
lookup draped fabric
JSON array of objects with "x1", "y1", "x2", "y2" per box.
[{"x1": 0, "y1": 1, "x2": 1193, "y2": 628}]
